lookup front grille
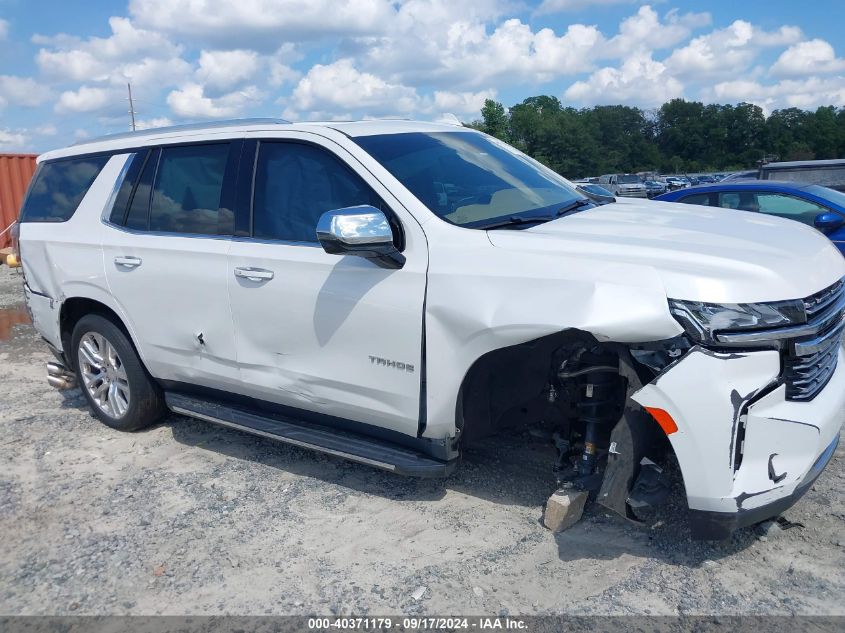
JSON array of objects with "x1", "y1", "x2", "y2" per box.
[
  {"x1": 804, "y1": 279, "x2": 843, "y2": 320},
  {"x1": 783, "y1": 280, "x2": 845, "y2": 401}
]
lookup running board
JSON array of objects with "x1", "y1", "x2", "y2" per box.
[{"x1": 165, "y1": 392, "x2": 456, "y2": 478}]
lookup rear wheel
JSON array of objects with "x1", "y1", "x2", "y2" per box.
[{"x1": 72, "y1": 314, "x2": 165, "y2": 431}]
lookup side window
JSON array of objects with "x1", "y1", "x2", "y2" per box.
[
  {"x1": 108, "y1": 150, "x2": 149, "y2": 225},
  {"x1": 20, "y1": 155, "x2": 109, "y2": 222},
  {"x1": 125, "y1": 149, "x2": 160, "y2": 231},
  {"x1": 718, "y1": 192, "x2": 741, "y2": 209},
  {"x1": 679, "y1": 193, "x2": 712, "y2": 206},
  {"x1": 755, "y1": 193, "x2": 829, "y2": 226},
  {"x1": 253, "y1": 142, "x2": 383, "y2": 243},
  {"x1": 149, "y1": 143, "x2": 231, "y2": 235}
]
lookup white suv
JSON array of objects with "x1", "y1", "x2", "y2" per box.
[{"x1": 17, "y1": 119, "x2": 845, "y2": 539}]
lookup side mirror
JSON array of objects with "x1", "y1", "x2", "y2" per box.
[
  {"x1": 316, "y1": 205, "x2": 405, "y2": 269},
  {"x1": 814, "y1": 212, "x2": 845, "y2": 233}
]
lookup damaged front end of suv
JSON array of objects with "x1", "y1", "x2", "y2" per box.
[{"x1": 445, "y1": 276, "x2": 845, "y2": 540}]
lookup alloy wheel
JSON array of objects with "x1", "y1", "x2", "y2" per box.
[{"x1": 77, "y1": 331, "x2": 131, "y2": 418}]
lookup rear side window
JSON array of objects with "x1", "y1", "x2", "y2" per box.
[
  {"x1": 108, "y1": 150, "x2": 150, "y2": 225},
  {"x1": 679, "y1": 193, "x2": 712, "y2": 206},
  {"x1": 149, "y1": 144, "x2": 232, "y2": 235},
  {"x1": 20, "y1": 155, "x2": 109, "y2": 222}
]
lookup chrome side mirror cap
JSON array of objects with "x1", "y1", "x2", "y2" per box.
[{"x1": 316, "y1": 205, "x2": 405, "y2": 269}]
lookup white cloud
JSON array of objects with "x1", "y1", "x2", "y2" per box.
[
  {"x1": 0, "y1": 19, "x2": 8, "y2": 40},
  {"x1": 665, "y1": 20, "x2": 802, "y2": 79},
  {"x1": 129, "y1": 0, "x2": 395, "y2": 47},
  {"x1": 36, "y1": 16, "x2": 182, "y2": 81},
  {"x1": 0, "y1": 76, "x2": 52, "y2": 108},
  {"x1": 361, "y1": 17, "x2": 604, "y2": 89},
  {"x1": 432, "y1": 89, "x2": 497, "y2": 115},
  {"x1": 196, "y1": 50, "x2": 262, "y2": 92},
  {"x1": 166, "y1": 83, "x2": 262, "y2": 118},
  {"x1": 0, "y1": 129, "x2": 28, "y2": 150},
  {"x1": 711, "y1": 76, "x2": 845, "y2": 112},
  {"x1": 564, "y1": 53, "x2": 684, "y2": 107},
  {"x1": 135, "y1": 117, "x2": 173, "y2": 130},
  {"x1": 771, "y1": 39, "x2": 845, "y2": 77},
  {"x1": 602, "y1": 6, "x2": 710, "y2": 58},
  {"x1": 536, "y1": 0, "x2": 644, "y2": 14},
  {"x1": 55, "y1": 86, "x2": 115, "y2": 114},
  {"x1": 287, "y1": 59, "x2": 420, "y2": 118},
  {"x1": 35, "y1": 124, "x2": 58, "y2": 136}
]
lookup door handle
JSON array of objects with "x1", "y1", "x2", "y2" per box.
[
  {"x1": 114, "y1": 256, "x2": 142, "y2": 268},
  {"x1": 234, "y1": 267, "x2": 274, "y2": 282}
]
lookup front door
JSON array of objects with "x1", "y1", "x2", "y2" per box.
[{"x1": 226, "y1": 135, "x2": 427, "y2": 436}]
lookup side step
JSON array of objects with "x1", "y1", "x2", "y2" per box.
[{"x1": 165, "y1": 392, "x2": 457, "y2": 478}]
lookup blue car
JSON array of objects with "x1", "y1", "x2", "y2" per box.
[{"x1": 655, "y1": 181, "x2": 845, "y2": 255}]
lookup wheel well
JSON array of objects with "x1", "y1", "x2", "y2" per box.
[
  {"x1": 59, "y1": 298, "x2": 131, "y2": 358},
  {"x1": 456, "y1": 329, "x2": 602, "y2": 443}
]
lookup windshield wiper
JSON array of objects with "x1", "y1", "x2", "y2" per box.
[
  {"x1": 474, "y1": 199, "x2": 596, "y2": 230},
  {"x1": 474, "y1": 215, "x2": 554, "y2": 230},
  {"x1": 555, "y1": 198, "x2": 594, "y2": 216}
]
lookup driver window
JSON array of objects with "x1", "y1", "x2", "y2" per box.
[
  {"x1": 718, "y1": 192, "x2": 759, "y2": 212},
  {"x1": 253, "y1": 142, "x2": 383, "y2": 243},
  {"x1": 754, "y1": 193, "x2": 828, "y2": 226}
]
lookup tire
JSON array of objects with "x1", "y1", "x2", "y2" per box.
[{"x1": 71, "y1": 313, "x2": 166, "y2": 431}]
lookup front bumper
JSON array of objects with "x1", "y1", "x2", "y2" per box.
[
  {"x1": 689, "y1": 434, "x2": 839, "y2": 539},
  {"x1": 632, "y1": 346, "x2": 845, "y2": 538}
]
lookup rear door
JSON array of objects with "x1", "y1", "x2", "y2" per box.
[
  {"x1": 103, "y1": 141, "x2": 242, "y2": 389},
  {"x1": 226, "y1": 132, "x2": 427, "y2": 436}
]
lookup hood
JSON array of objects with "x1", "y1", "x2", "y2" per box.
[{"x1": 487, "y1": 199, "x2": 845, "y2": 303}]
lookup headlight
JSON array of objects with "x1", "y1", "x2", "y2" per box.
[{"x1": 669, "y1": 299, "x2": 806, "y2": 345}]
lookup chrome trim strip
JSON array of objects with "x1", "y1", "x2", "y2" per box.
[
  {"x1": 716, "y1": 291, "x2": 845, "y2": 345},
  {"x1": 793, "y1": 316, "x2": 845, "y2": 356},
  {"x1": 170, "y1": 406, "x2": 397, "y2": 472}
]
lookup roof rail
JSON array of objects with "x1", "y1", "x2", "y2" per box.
[{"x1": 72, "y1": 118, "x2": 292, "y2": 146}]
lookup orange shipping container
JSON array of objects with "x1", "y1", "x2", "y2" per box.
[{"x1": 0, "y1": 154, "x2": 38, "y2": 249}]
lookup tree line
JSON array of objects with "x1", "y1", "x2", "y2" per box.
[{"x1": 468, "y1": 96, "x2": 845, "y2": 178}]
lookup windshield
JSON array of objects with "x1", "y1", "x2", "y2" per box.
[
  {"x1": 806, "y1": 185, "x2": 845, "y2": 211},
  {"x1": 618, "y1": 175, "x2": 641, "y2": 184},
  {"x1": 353, "y1": 131, "x2": 585, "y2": 228}
]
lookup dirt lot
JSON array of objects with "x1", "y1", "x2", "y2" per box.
[{"x1": 0, "y1": 266, "x2": 844, "y2": 616}]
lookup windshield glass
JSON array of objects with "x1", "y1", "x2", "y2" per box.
[
  {"x1": 618, "y1": 175, "x2": 641, "y2": 184},
  {"x1": 806, "y1": 185, "x2": 845, "y2": 212},
  {"x1": 353, "y1": 132, "x2": 585, "y2": 227}
]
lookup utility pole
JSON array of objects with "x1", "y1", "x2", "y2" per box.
[{"x1": 127, "y1": 82, "x2": 136, "y2": 131}]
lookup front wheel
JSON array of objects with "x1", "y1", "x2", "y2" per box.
[{"x1": 72, "y1": 314, "x2": 166, "y2": 431}]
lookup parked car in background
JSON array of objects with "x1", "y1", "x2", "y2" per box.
[
  {"x1": 664, "y1": 177, "x2": 687, "y2": 191},
  {"x1": 643, "y1": 180, "x2": 667, "y2": 198},
  {"x1": 574, "y1": 182, "x2": 615, "y2": 198},
  {"x1": 760, "y1": 159, "x2": 845, "y2": 193},
  {"x1": 597, "y1": 173, "x2": 647, "y2": 198},
  {"x1": 655, "y1": 181, "x2": 845, "y2": 255},
  {"x1": 696, "y1": 175, "x2": 716, "y2": 184},
  {"x1": 721, "y1": 170, "x2": 758, "y2": 182}
]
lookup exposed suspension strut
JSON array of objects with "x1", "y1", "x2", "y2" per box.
[{"x1": 556, "y1": 350, "x2": 626, "y2": 489}]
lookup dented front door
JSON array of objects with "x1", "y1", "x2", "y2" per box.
[{"x1": 226, "y1": 134, "x2": 427, "y2": 436}]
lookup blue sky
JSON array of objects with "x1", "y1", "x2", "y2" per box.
[{"x1": 1, "y1": 0, "x2": 844, "y2": 151}]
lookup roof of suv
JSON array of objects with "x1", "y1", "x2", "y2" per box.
[{"x1": 40, "y1": 118, "x2": 467, "y2": 162}]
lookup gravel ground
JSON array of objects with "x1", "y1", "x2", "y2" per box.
[{"x1": 0, "y1": 265, "x2": 844, "y2": 616}]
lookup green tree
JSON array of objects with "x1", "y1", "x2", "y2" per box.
[{"x1": 480, "y1": 99, "x2": 510, "y2": 142}]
